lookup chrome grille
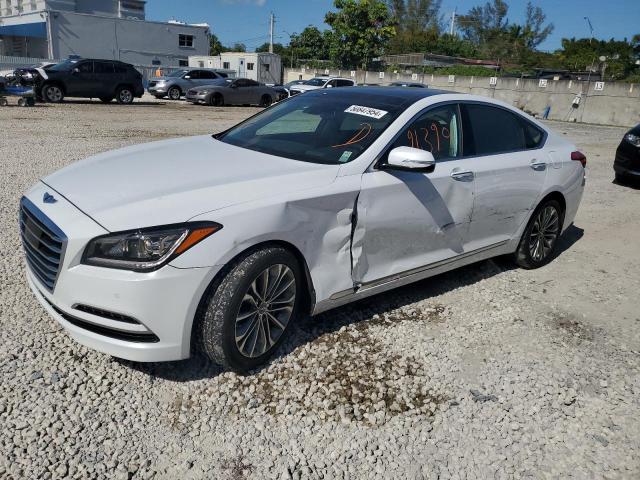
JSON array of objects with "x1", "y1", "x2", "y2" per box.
[{"x1": 20, "y1": 197, "x2": 66, "y2": 292}]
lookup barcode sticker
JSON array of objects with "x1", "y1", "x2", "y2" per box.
[{"x1": 344, "y1": 105, "x2": 388, "y2": 119}]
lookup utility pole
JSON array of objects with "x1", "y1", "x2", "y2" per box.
[
  {"x1": 449, "y1": 8, "x2": 457, "y2": 36},
  {"x1": 269, "y1": 12, "x2": 275, "y2": 54}
]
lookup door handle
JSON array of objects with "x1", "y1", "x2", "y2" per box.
[
  {"x1": 450, "y1": 170, "x2": 474, "y2": 181},
  {"x1": 530, "y1": 159, "x2": 547, "y2": 171}
]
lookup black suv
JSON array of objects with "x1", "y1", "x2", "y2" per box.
[{"x1": 40, "y1": 58, "x2": 144, "y2": 104}]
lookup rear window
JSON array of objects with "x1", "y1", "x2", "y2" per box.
[
  {"x1": 462, "y1": 104, "x2": 530, "y2": 156},
  {"x1": 219, "y1": 91, "x2": 409, "y2": 164}
]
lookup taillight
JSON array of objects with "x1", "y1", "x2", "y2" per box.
[{"x1": 571, "y1": 151, "x2": 586, "y2": 167}]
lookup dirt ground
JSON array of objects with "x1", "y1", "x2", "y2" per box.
[{"x1": 1, "y1": 96, "x2": 639, "y2": 479}]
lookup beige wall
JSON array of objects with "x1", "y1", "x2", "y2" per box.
[{"x1": 285, "y1": 68, "x2": 640, "y2": 128}]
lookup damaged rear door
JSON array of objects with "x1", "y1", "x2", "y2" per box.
[{"x1": 352, "y1": 103, "x2": 476, "y2": 286}]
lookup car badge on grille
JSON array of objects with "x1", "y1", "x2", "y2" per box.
[{"x1": 43, "y1": 192, "x2": 57, "y2": 204}]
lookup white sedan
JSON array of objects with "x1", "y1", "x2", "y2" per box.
[{"x1": 20, "y1": 88, "x2": 586, "y2": 371}]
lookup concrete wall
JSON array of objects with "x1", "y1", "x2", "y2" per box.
[
  {"x1": 48, "y1": 11, "x2": 208, "y2": 66},
  {"x1": 285, "y1": 68, "x2": 640, "y2": 128}
]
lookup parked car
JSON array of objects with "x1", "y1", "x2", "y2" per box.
[
  {"x1": 614, "y1": 123, "x2": 640, "y2": 183},
  {"x1": 288, "y1": 76, "x2": 355, "y2": 96},
  {"x1": 148, "y1": 69, "x2": 228, "y2": 100},
  {"x1": 389, "y1": 81, "x2": 427, "y2": 88},
  {"x1": 20, "y1": 88, "x2": 586, "y2": 372},
  {"x1": 186, "y1": 78, "x2": 280, "y2": 107},
  {"x1": 39, "y1": 58, "x2": 144, "y2": 104},
  {"x1": 5, "y1": 62, "x2": 56, "y2": 101}
]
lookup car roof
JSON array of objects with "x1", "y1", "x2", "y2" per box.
[{"x1": 308, "y1": 85, "x2": 453, "y2": 100}]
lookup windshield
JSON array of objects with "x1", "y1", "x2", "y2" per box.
[
  {"x1": 48, "y1": 59, "x2": 80, "y2": 72},
  {"x1": 304, "y1": 78, "x2": 327, "y2": 87},
  {"x1": 167, "y1": 70, "x2": 188, "y2": 77},
  {"x1": 218, "y1": 90, "x2": 408, "y2": 165}
]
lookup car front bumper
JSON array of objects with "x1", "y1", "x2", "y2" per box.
[
  {"x1": 186, "y1": 92, "x2": 208, "y2": 104},
  {"x1": 147, "y1": 85, "x2": 168, "y2": 95},
  {"x1": 22, "y1": 183, "x2": 219, "y2": 362}
]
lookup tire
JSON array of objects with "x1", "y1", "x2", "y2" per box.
[
  {"x1": 615, "y1": 172, "x2": 627, "y2": 184},
  {"x1": 168, "y1": 86, "x2": 181, "y2": 100},
  {"x1": 42, "y1": 84, "x2": 64, "y2": 103},
  {"x1": 514, "y1": 199, "x2": 563, "y2": 269},
  {"x1": 209, "y1": 93, "x2": 224, "y2": 106},
  {"x1": 197, "y1": 247, "x2": 304, "y2": 372},
  {"x1": 260, "y1": 94, "x2": 273, "y2": 108},
  {"x1": 99, "y1": 97, "x2": 113, "y2": 103},
  {"x1": 115, "y1": 86, "x2": 134, "y2": 104}
]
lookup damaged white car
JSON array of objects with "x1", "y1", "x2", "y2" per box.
[{"x1": 20, "y1": 88, "x2": 585, "y2": 371}]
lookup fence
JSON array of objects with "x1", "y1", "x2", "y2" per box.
[{"x1": 285, "y1": 67, "x2": 640, "y2": 127}]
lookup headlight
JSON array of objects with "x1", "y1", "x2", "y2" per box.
[
  {"x1": 82, "y1": 222, "x2": 222, "y2": 271},
  {"x1": 198, "y1": 90, "x2": 209, "y2": 95},
  {"x1": 625, "y1": 133, "x2": 640, "y2": 147}
]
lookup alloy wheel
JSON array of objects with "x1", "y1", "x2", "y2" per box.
[
  {"x1": 46, "y1": 86, "x2": 62, "y2": 102},
  {"x1": 234, "y1": 264, "x2": 296, "y2": 358},
  {"x1": 119, "y1": 89, "x2": 132, "y2": 103},
  {"x1": 528, "y1": 205, "x2": 559, "y2": 262},
  {"x1": 169, "y1": 88, "x2": 181, "y2": 100}
]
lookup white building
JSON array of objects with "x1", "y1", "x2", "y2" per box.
[
  {"x1": 0, "y1": 0, "x2": 209, "y2": 66},
  {"x1": 189, "y1": 52, "x2": 282, "y2": 85}
]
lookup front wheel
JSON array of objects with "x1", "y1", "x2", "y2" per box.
[
  {"x1": 42, "y1": 84, "x2": 64, "y2": 103},
  {"x1": 209, "y1": 93, "x2": 224, "y2": 106},
  {"x1": 259, "y1": 94, "x2": 273, "y2": 107},
  {"x1": 168, "y1": 86, "x2": 181, "y2": 100},
  {"x1": 514, "y1": 199, "x2": 563, "y2": 269},
  {"x1": 197, "y1": 247, "x2": 303, "y2": 372}
]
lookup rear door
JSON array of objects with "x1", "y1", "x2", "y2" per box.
[
  {"x1": 197, "y1": 70, "x2": 218, "y2": 87},
  {"x1": 92, "y1": 61, "x2": 115, "y2": 97},
  {"x1": 460, "y1": 103, "x2": 548, "y2": 248},
  {"x1": 353, "y1": 103, "x2": 476, "y2": 285}
]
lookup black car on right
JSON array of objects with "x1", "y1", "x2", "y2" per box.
[{"x1": 614, "y1": 124, "x2": 640, "y2": 183}]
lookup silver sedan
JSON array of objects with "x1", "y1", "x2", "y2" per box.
[{"x1": 186, "y1": 78, "x2": 281, "y2": 107}]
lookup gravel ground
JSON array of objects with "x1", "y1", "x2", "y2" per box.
[{"x1": 1, "y1": 96, "x2": 639, "y2": 479}]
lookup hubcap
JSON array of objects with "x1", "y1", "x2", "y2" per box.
[
  {"x1": 529, "y1": 205, "x2": 559, "y2": 262},
  {"x1": 120, "y1": 90, "x2": 132, "y2": 103},
  {"x1": 235, "y1": 264, "x2": 296, "y2": 358},
  {"x1": 47, "y1": 86, "x2": 62, "y2": 101},
  {"x1": 169, "y1": 88, "x2": 180, "y2": 100}
]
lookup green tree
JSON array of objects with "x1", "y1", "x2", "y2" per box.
[
  {"x1": 458, "y1": 0, "x2": 509, "y2": 46},
  {"x1": 231, "y1": 43, "x2": 247, "y2": 53},
  {"x1": 521, "y1": 2, "x2": 553, "y2": 50},
  {"x1": 386, "y1": 1, "x2": 442, "y2": 54},
  {"x1": 209, "y1": 33, "x2": 226, "y2": 56},
  {"x1": 325, "y1": 0, "x2": 396, "y2": 69},
  {"x1": 556, "y1": 37, "x2": 637, "y2": 79},
  {"x1": 289, "y1": 26, "x2": 330, "y2": 61}
]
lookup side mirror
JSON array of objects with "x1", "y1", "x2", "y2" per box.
[
  {"x1": 72, "y1": 67, "x2": 80, "y2": 74},
  {"x1": 231, "y1": 83, "x2": 238, "y2": 88},
  {"x1": 325, "y1": 84, "x2": 333, "y2": 88},
  {"x1": 381, "y1": 147, "x2": 436, "y2": 173},
  {"x1": 184, "y1": 75, "x2": 191, "y2": 79}
]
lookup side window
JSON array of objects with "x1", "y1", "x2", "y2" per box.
[
  {"x1": 187, "y1": 71, "x2": 200, "y2": 79},
  {"x1": 326, "y1": 80, "x2": 337, "y2": 88},
  {"x1": 78, "y1": 61, "x2": 93, "y2": 74},
  {"x1": 247, "y1": 80, "x2": 259, "y2": 87},
  {"x1": 461, "y1": 104, "x2": 527, "y2": 156},
  {"x1": 94, "y1": 61, "x2": 113, "y2": 74},
  {"x1": 337, "y1": 80, "x2": 353, "y2": 87},
  {"x1": 522, "y1": 120, "x2": 545, "y2": 149},
  {"x1": 114, "y1": 63, "x2": 127, "y2": 74},
  {"x1": 389, "y1": 104, "x2": 461, "y2": 161},
  {"x1": 200, "y1": 71, "x2": 216, "y2": 79}
]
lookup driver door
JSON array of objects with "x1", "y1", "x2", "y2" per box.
[
  {"x1": 353, "y1": 103, "x2": 476, "y2": 285},
  {"x1": 66, "y1": 60, "x2": 94, "y2": 96}
]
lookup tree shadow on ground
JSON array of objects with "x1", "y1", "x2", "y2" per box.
[{"x1": 121, "y1": 224, "x2": 584, "y2": 382}]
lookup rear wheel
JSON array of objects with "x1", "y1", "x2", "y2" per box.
[
  {"x1": 514, "y1": 199, "x2": 563, "y2": 269},
  {"x1": 197, "y1": 247, "x2": 303, "y2": 372},
  {"x1": 42, "y1": 84, "x2": 64, "y2": 103},
  {"x1": 168, "y1": 86, "x2": 181, "y2": 100},
  {"x1": 260, "y1": 94, "x2": 273, "y2": 107},
  {"x1": 115, "y1": 86, "x2": 134, "y2": 104}
]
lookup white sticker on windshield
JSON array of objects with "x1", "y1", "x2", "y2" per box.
[{"x1": 344, "y1": 105, "x2": 388, "y2": 119}]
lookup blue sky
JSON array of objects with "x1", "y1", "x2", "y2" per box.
[{"x1": 147, "y1": 0, "x2": 640, "y2": 53}]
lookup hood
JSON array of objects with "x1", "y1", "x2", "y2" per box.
[
  {"x1": 43, "y1": 135, "x2": 339, "y2": 231},
  {"x1": 290, "y1": 84, "x2": 322, "y2": 93}
]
